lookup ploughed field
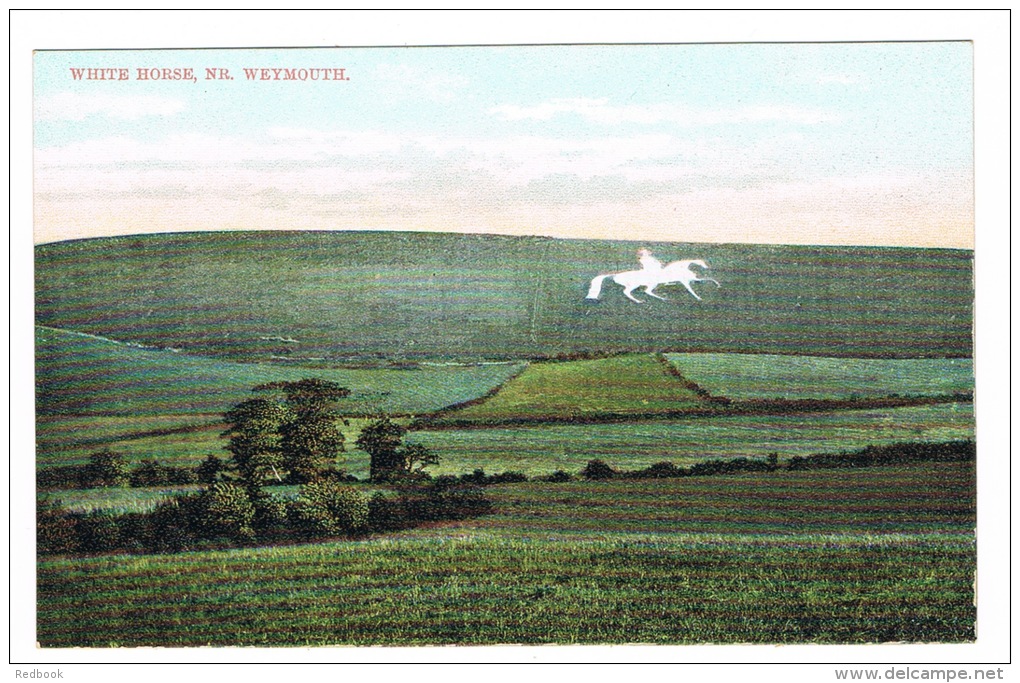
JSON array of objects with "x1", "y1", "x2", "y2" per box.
[{"x1": 37, "y1": 462, "x2": 975, "y2": 646}]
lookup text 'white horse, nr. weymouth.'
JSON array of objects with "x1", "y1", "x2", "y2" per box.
[{"x1": 586, "y1": 253, "x2": 720, "y2": 303}]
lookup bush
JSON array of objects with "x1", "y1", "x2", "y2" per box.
[
  {"x1": 37, "y1": 466, "x2": 89, "y2": 491},
  {"x1": 246, "y1": 485, "x2": 288, "y2": 533},
  {"x1": 147, "y1": 498, "x2": 197, "y2": 553},
  {"x1": 543, "y1": 469, "x2": 573, "y2": 482},
  {"x1": 581, "y1": 459, "x2": 617, "y2": 480},
  {"x1": 367, "y1": 492, "x2": 409, "y2": 532},
  {"x1": 129, "y1": 459, "x2": 198, "y2": 487},
  {"x1": 486, "y1": 471, "x2": 528, "y2": 485},
  {"x1": 74, "y1": 512, "x2": 121, "y2": 553},
  {"x1": 786, "y1": 440, "x2": 975, "y2": 471},
  {"x1": 403, "y1": 487, "x2": 494, "y2": 522},
  {"x1": 193, "y1": 482, "x2": 257, "y2": 541},
  {"x1": 289, "y1": 479, "x2": 369, "y2": 536},
  {"x1": 196, "y1": 454, "x2": 226, "y2": 484},
  {"x1": 84, "y1": 449, "x2": 129, "y2": 487},
  {"x1": 115, "y1": 512, "x2": 150, "y2": 552},
  {"x1": 636, "y1": 461, "x2": 683, "y2": 478},
  {"x1": 37, "y1": 498, "x2": 76, "y2": 554}
]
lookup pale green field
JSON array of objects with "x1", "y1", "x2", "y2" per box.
[{"x1": 666, "y1": 353, "x2": 973, "y2": 401}]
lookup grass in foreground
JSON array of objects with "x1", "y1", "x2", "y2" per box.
[{"x1": 38, "y1": 462, "x2": 974, "y2": 646}]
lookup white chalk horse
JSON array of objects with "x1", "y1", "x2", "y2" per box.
[{"x1": 586, "y1": 259, "x2": 720, "y2": 303}]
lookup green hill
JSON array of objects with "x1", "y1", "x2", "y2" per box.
[
  {"x1": 35, "y1": 325, "x2": 524, "y2": 417},
  {"x1": 35, "y1": 230, "x2": 973, "y2": 360}
]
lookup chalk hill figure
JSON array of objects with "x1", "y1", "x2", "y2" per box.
[{"x1": 586, "y1": 249, "x2": 720, "y2": 303}]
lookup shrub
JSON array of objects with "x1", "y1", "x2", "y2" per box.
[
  {"x1": 403, "y1": 487, "x2": 493, "y2": 522},
  {"x1": 37, "y1": 466, "x2": 89, "y2": 491},
  {"x1": 785, "y1": 440, "x2": 974, "y2": 471},
  {"x1": 196, "y1": 454, "x2": 226, "y2": 484},
  {"x1": 83, "y1": 449, "x2": 129, "y2": 488},
  {"x1": 488, "y1": 471, "x2": 528, "y2": 484},
  {"x1": 581, "y1": 459, "x2": 617, "y2": 480},
  {"x1": 367, "y1": 492, "x2": 409, "y2": 532},
  {"x1": 129, "y1": 459, "x2": 198, "y2": 487},
  {"x1": 638, "y1": 461, "x2": 683, "y2": 478},
  {"x1": 74, "y1": 512, "x2": 121, "y2": 553},
  {"x1": 246, "y1": 484, "x2": 288, "y2": 533},
  {"x1": 115, "y1": 512, "x2": 150, "y2": 552},
  {"x1": 543, "y1": 469, "x2": 573, "y2": 482},
  {"x1": 194, "y1": 482, "x2": 257, "y2": 541},
  {"x1": 289, "y1": 479, "x2": 369, "y2": 536},
  {"x1": 460, "y1": 468, "x2": 488, "y2": 485},
  {"x1": 37, "y1": 498, "x2": 76, "y2": 554},
  {"x1": 147, "y1": 498, "x2": 196, "y2": 553}
]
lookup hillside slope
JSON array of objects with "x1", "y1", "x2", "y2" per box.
[
  {"x1": 35, "y1": 325, "x2": 523, "y2": 416},
  {"x1": 36, "y1": 231, "x2": 974, "y2": 360}
]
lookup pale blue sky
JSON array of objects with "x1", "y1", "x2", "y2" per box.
[{"x1": 34, "y1": 42, "x2": 973, "y2": 246}]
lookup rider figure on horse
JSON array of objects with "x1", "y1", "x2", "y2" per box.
[{"x1": 638, "y1": 248, "x2": 663, "y2": 273}]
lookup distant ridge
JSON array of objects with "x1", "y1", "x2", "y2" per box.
[{"x1": 36, "y1": 230, "x2": 973, "y2": 361}]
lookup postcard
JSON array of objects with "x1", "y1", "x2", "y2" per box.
[{"x1": 25, "y1": 32, "x2": 992, "y2": 661}]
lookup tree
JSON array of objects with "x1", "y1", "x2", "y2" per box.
[
  {"x1": 357, "y1": 417, "x2": 408, "y2": 481},
  {"x1": 357, "y1": 417, "x2": 440, "y2": 481},
  {"x1": 84, "y1": 449, "x2": 129, "y2": 487},
  {"x1": 278, "y1": 416, "x2": 347, "y2": 483},
  {"x1": 400, "y1": 443, "x2": 440, "y2": 475},
  {"x1": 222, "y1": 398, "x2": 291, "y2": 484},
  {"x1": 254, "y1": 379, "x2": 351, "y2": 483},
  {"x1": 255, "y1": 378, "x2": 351, "y2": 419},
  {"x1": 196, "y1": 454, "x2": 225, "y2": 484}
]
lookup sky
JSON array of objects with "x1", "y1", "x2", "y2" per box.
[{"x1": 33, "y1": 42, "x2": 974, "y2": 248}]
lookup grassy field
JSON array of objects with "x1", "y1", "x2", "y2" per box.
[
  {"x1": 410, "y1": 403, "x2": 975, "y2": 477},
  {"x1": 36, "y1": 325, "x2": 524, "y2": 417},
  {"x1": 36, "y1": 416, "x2": 392, "y2": 472},
  {"x1": 33, "y1": 230, "x2": 978, "y2": 647},
  {"x1": 37, "y1": 462, "x2": 975, "y2": 646},
  {"x1": 36, "y1": 402, "x2": 974, "y2": 478},
  {"x1": 36, "y1": 231, "x2": 974, "y2": 360},
  {"x1": 667, "y1": 353, "x2": 973, "y2": 401},
  {"x1": 445, "y1": 353, "x2": 707, "y2": 422}
]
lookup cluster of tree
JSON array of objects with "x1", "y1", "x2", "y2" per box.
[
  {"x1": 221, "y1": 379, "x2": 443, "y2": 486},
  {"x1": 37, "y1": 478, "x2": 493, "y2": 556},
  {"x1": 580, "y1": 440, "x2": 975, "y2": 481},
  {"x1": 223, "y1": 378, "x2": 352, "y2": 485},
  {"x1": 785, "y1": 440, "x2": 974, "y2": 470},
  {"x1": 38, "y1": 450, "x2": 203, "y2": 491}
]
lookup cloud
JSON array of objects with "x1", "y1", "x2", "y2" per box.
[
  {"x1": 35, "y1": 93, "x2": 186, "y2": 121},
  {"x1": 489, "y1": 98, "x2": 841, "y2": 126},
  {"x1": 370, "y1": 63, "x2": 469, "y2": 103}
]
